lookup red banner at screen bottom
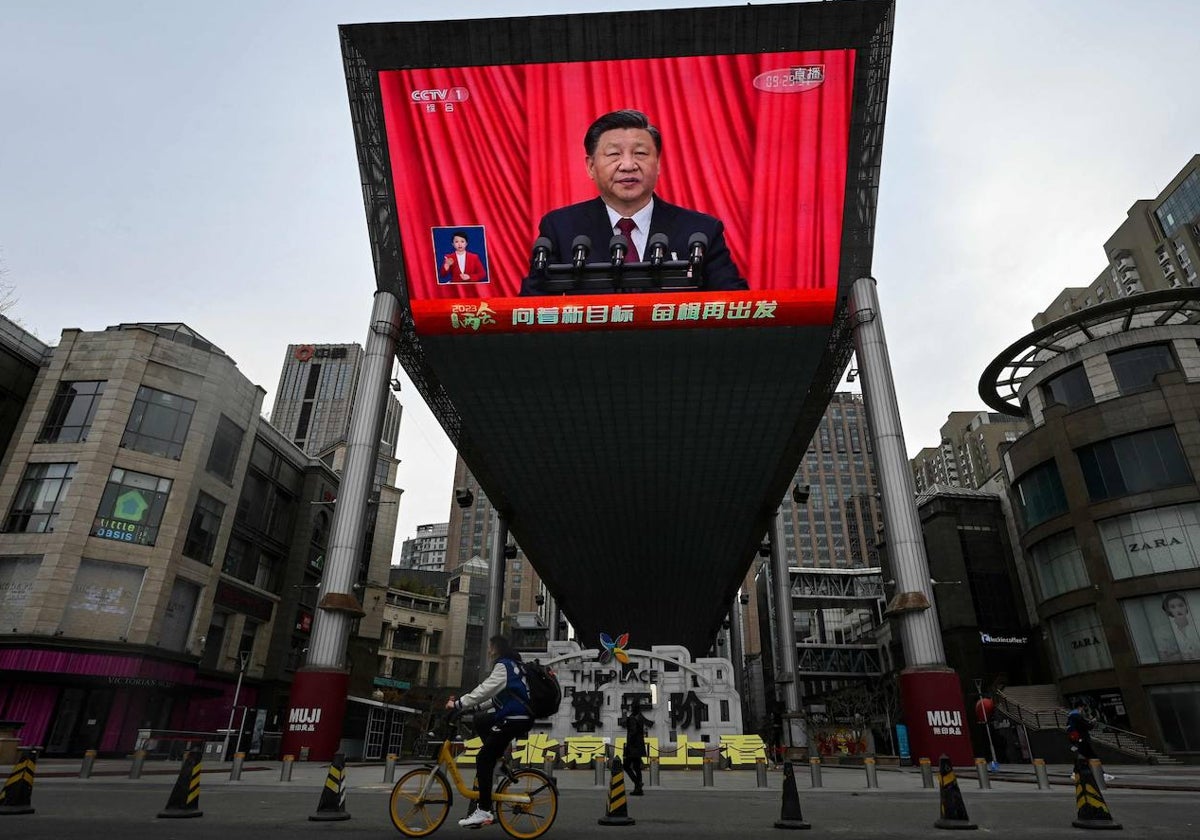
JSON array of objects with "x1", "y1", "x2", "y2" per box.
[{"x1": 410, "y1": 289, "x2": 836, "y2": 335}]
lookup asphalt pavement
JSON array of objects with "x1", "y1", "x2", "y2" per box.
[{"x1": 4, "y1": 758, "x2": 1200, "y2": 839}]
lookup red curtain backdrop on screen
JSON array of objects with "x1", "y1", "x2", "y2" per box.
[{"x1": 380, "y1": 50, "x2": 855, "y2": 304}]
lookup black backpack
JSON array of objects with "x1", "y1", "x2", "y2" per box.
[{"x1": 521, "y1": 661, "x2": 562, "y2": 718}]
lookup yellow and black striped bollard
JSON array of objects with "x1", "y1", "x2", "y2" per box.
[
  {"x1": 934, "y1": 754, "x2": 977, "y2": 831},
  {"x1": 157, "y1": 750, "x2": 203, "y2": 819},
  {"x1": 0, "y1": 747, "x2": 38, "y2": 816},
  {"x1": 598, "y1": 756, "x2": 635, "y2": 826},
  {"x1": 309, "y1": 752, "x2": 351, "y2": 821},
  {"x1": 1072, "y1": 756, "x2": 1122, "y2": 830}
]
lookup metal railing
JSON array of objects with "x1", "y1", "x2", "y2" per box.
[
  {"x1": 794, "y1": 644, "x2": 884, "y2": 677},
  {"x1": 992, "y1": 690, "x2": 1152, "y2": 759}
]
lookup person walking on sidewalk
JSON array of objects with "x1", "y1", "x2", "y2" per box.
[
  {"x1": 1066, "y1": 700, "x2": 1115, "y2": 782},
  {"x1": 624, "y1": 699, "x2": 647, "y2": 796},
  {"x1": 446, "y1": 635, "x2": 533, "y2": 829}
]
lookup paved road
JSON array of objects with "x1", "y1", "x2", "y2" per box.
[{"x1": 7, "y1": 769, "x2": 1200, "y2": 839}]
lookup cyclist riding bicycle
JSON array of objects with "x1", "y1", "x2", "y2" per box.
[{"x1": 447, "y1": 634, "x2": 533, "y2": 829}]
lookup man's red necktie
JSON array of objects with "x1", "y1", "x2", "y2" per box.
[{"x1": 615, "y1": 217, "x2": 640, "y2": 263}]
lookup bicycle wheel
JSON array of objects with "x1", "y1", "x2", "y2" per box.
[
  {"x1": 389, "y1": 767, "x2": 451, "y2": 837},
  {"x1": 495, "y1": 768, "x2": 558, "y2": 839}
]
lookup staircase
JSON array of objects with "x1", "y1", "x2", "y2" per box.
[{"x1": 994, "y1": 685, "x2": 1182, "y2": 765}]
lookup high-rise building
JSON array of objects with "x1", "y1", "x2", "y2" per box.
[
  {"x1": 911, "y1": 411, "x2": 1029, "y2": 494},
  {"x1": 443, "y1": 454, "x2": 542, "y2": 616},
  {"x1": 268, "y1": 342, "x2": 405, "y2": 716},
  {"x1": 269, "y1": 343, "x2": 402, "y2": 460},
  {"x1": 440, "y1": 454, "x2": 545, "y2": 683},
  {"x1": 1033, "y1": 154, "x2": 1200, "y2": 327},
  {"x1": 745, "y1": 393, "x2": 889, "y2": 749},
  {"x1": 444, "y1": 556, "x2": 490, "y2": 691},
  {"x1": 397, "y1": 522, "x2": 450, "y2": 572},
  {"x1": 783, "y1": 392, "x2": 881, "y2": 570}
]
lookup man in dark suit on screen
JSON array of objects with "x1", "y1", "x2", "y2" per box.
[{"x1": 521, "y1": 109, "x2": 747, "y2": 295}]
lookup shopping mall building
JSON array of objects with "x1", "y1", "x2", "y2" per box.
[{"x1": 982, "y1": 289, "x2": 1200, "y2": 755}]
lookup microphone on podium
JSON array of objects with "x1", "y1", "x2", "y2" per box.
[
  {"x1": 609, "y1": 234, "x2": 631, "y2": 266},
  {"x1": 571, "y1": 235, "x2": 592, "y2": 270},
  {"x1": 687, "y1": 232, "x2": 708, "y2": 268},
  {"x1": 530, "y1": 236, "x2": 552, "y2": 273},
  {"x1": 646, "y1": 233, "x2": 669, "y2": 267}
]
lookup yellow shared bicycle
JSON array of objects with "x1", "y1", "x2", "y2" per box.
[{"x1": 389, "y1": 716, "x2": 558, "y2": 838}]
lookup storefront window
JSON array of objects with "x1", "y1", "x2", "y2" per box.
[
  {"x1": 1147, "y1": 684, "x2": 1200, "y2": 753},
  {"x1": 1042, "y1": 365, "x2": 1094, "y2": 410},
  {"x1": 1077, "y1": 427, "x2": 1192, "y2": 502},
  {"x1": 1098, "y1": 503, "x2": 1200, "y2": 579},
  {"x1": 1049, "y1": 606, "x2": 1112, "y2": 676},
  {"x1": 5, "y1": 462, "x2": 77, "y2": 533},
  {"x1": 37, "y1": 380, "x2": 106, "y2": 443},
  {"x1": 1013, "y1": 460, "x2": 1068, "y2": 530},
  {"x1": 1122, "y1": 589, "x2": 1200, "y2": 664},
  {"x1": 182, "y1": 492, "x2": 225, "y2": 565},
  {"x1": 206, "y1": 415, "x2": 245, "y2": 483},
  {"x1": 121, "y1": 386, "x2": 196, "y2": 460},
  {"x1": 1028, "y1": 530, "x2": 1089, "y2": 601},
  {"x1": 1108, "y1": 344, "x2": 1176, "y2": 395},
  {"x1": 160, "y1": 577, "x2": 201, "y2": 652}
]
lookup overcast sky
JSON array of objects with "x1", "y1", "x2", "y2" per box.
[{"x1": 3, "y1": 0, "x2": 1198, "y2": 553}]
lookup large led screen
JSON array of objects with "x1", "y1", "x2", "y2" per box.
[{"x1": 379, "y1": 50, "x2": 855, "y2": 335}]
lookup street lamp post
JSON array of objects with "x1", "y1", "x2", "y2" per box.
[
  {"x1": 221, "y1": 650, "x2": 250, "y2": 762},
  {"x1": 974, "y1": 678, "x2": 1000, "y2": 771}
]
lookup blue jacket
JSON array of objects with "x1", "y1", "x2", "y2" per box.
[{"x1": 456, "y1": 657, "x2": 531, "y2": 721}]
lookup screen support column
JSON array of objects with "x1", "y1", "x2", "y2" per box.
[
  {"x1": 482, "y1": 510, "x2": 509, "y2": 673},
  {"x1": 282, "y1": 289, "x2": 401, "y2": 761},
  {"x1": 769, "y1": 509, "x2": 804, "y2": 752},
  {"x1": 848, "y1": 276, "x2": 971, "y2": 765}
]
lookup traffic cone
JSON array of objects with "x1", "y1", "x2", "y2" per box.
[
  {"x1": 1071, "y1": 756, "x2": 1122, "y2": 830},
  {"x1": 0, "y1": 747, "x2": 37, "y2": 816},
  {"x1": 598, "y1": 756, "x2": 635, "y2": 826},
  {"x1": 157, "y1": 750, "x2": 203, "y2": 819},
  {"x1": 773, "y1": 762, "x2": 811, "y2": 830},
  {"x1": 934, "y1": 755, "x2": 977, "y2": 830},
  {"x1": 309, "y1": 752, "x2": 351, "y2": 821}
]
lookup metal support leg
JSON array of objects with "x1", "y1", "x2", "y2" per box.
[
  {"x1": 768, "y1": 510, "x2": 802, "y2": 751},
  {"x1": 482, "y1": 510, "x2": 508, "y2": 675}
]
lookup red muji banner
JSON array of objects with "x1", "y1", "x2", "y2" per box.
[
  {"x1": 379, "y1": 50, "x2": 855, "y2": 334},
  {"x1": 280, "y1": 668, "x2": 351, "y2": 762},
  {"x1": 899, "y1": 669, "x2": 974, "y2": 767}
]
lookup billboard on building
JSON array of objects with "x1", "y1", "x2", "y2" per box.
[
  {"x1": 315, "y1": 0, "x2": 898, "y2": 764},
  {"x1": 378, "y1": 52, "x2": 854, "y2": 335},
  {"x1": 341, "y1": 2, "x2": 887, "y2": 341}
]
